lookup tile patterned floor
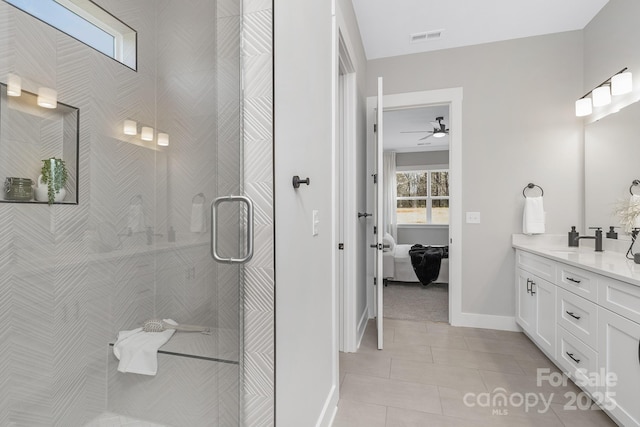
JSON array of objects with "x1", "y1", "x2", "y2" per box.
[{"x1": 334, "y1": 319, "x2": 618, "y2": 427}]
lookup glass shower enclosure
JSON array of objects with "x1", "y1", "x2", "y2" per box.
[{"x1": 0, "y1": 0, "x2": 248, "y2": 425}]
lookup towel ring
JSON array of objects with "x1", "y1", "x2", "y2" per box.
[
  {"x1": 522, "y1": 183, "x2": 544, "y2": 198},
  {"x1": 129, "y1": 194, "x2": 143, "y2": 205},
  {"x1": 192, "y1": 192, "x2": 205, "y2": 203},
  {"x1": 630, "y1": 180, "x2": 640, "y2": 195}
]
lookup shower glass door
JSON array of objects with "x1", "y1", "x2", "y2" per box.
[{"x1": 0, "y1": 0, "x2": 247, "y2": 425}]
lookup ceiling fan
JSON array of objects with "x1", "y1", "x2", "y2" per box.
[{"x1": 401, "y1": 116, "x2": 449, "y2": 141}]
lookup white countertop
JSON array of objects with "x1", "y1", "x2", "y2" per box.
[{"x1": 512, "y1": 234, "x2": 640, "y2": 287}]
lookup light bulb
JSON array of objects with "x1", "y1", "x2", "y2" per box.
[
  {"x1": 611, "y1": 71, "x2": 633, "y2": 96},
  {"x1": 157, "y1": 133, "x2": 169, "y2": 146},
  {"x1": 575, "y1": 98, "x2": 592, "y2": 117},
  {"x1": 123, "y1": 120, "x2": 137, "y2": 135},
  {"x1": 7, "y1": 73, "x2": 21, "y2": 96},
  {"x1": 37, "y1": 87, "x2": 57, "y2": 108},
  {"x1": 592, "y1": 86, "x2": 611, "y2": 107}
]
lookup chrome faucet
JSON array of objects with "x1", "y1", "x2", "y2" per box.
[{"x1": 573, "y1": 227, "x2": 603, "y2": 252}]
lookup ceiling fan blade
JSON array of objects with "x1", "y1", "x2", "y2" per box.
[
  {"x1": 418, "y1": 134, "x2": 433, "y2": 141},
  {"x1": 429, "y1": 121, "x2": 439, "y2": 128},
  {"x1": 400, "y1": 130, "x2": 431, "y2": 133}
]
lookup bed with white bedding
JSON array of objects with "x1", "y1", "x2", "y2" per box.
[{"x1": 382, "y1": 233, "x2": 449, "y2": 284}]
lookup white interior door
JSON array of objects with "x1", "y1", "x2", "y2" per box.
[{"x1": 374, "y1": 77, "x2": 384, "y2": 350}]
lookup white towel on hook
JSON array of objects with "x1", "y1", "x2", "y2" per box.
[
  {"x1": 190, "y1": 202, "x2": 206, "y2": 233},
  {"x1": 113, "y1": 319, "x2": 177, "y2": 376},
  {"x1": 128, "y1": 204, "x2": 145, "y2": 233},
  {"x1": 523, "y1": 196, "x2": 545, "y2": 235}
]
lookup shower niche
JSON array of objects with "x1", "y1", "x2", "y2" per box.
[{"x1": 0, "y1": 82, "x2": 79, "y2": 204}]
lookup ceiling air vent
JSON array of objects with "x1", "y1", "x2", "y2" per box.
[{"x1": 410, "y1": 30, "x2": 443, "y2": 43}]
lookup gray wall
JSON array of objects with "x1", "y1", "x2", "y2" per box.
[
  {"x1": 274, "y1": 0, "x2": 336, "y2": 424},
  {"x1": 583, "y1": 0, "x2": 640, "y2": 123},
  {"x1": 395, "y1": 150, "x2": 449, "y2": 168},
  {"x1": 368, "y1": 31, "x2": 584, "y2": 318}
]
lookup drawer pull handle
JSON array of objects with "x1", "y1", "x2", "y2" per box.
[
  {"x1": 566, "y1": 277, "x2": 581, "y2": 284},
  {"x1": 530, "y1": 281, "x2": 536, "y2": 295},
  {"x1": 526, "y1": 278, "x2": 532, "y2": 294},
  {"x1": 566, "y1": 352, "x2": 581, "y2": 364},
  {"x1": 566, "y1": 311, "x2": 581, "y2": 320}
]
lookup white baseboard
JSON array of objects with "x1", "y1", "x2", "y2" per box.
[
  {"x1": 315, "y1": 384, "x2": 339, "y2": 427},
  {"x1": 451, "y1": 313, "x2": 521, "y2": 332},
  {"x1": 356, "y1": 307, "x2": 368, "y2": 348}
]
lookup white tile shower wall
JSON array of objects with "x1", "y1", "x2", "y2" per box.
[{"x1": 242, "y1": 2, "x2": 275, "y2": 425}]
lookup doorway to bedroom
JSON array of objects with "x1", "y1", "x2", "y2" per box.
[{"x1": 381, "y1": 104, "x2": 450, "y2": 323}]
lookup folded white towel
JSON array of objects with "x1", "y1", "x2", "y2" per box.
[
  {"x1": 113, "y1": 319, "x2": 177, "y2": 375},
  {"x1": 523, "y1": 196, "x2": 545, "y2": 235},
  {"x1": 128, "y1": 204, "x2": 145, "y2": 233},
  {"x1": 190, "y1": 202, "x2": 205, "y2": 233}
]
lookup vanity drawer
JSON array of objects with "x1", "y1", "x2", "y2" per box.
[
  {"x1": 516, "y1": 250, "x2": 555, "y2": 283},
  {"x1": 598, "y1": 276, "x2": 640, "y2": 325},
  {"x1": 557, "y1": 264, "x2": 597, "y2": 302},
  {"x1": 557, "y1": 288, "x2": 598, "y2": 349},
  {"x1": 556, "y1": 326, "x2": 598, "y2": 395}
]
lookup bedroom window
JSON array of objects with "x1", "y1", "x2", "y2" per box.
[
  {"x1": 3, "y1": 0, "x2": 137, "y2": 70},
  {"x1": 396, "y1": 169, "x2": 449, "y2": 225}
]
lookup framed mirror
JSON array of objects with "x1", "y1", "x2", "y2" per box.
[{"x1": 585, "y1": 100, "x2": 640, "y2": 239}]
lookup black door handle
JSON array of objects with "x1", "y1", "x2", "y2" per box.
[
  {"x1": 566, "y1": 352, "x2": 581, "y2": 364},
  {"x1": 566, "y1": 311, "x2": 581, "y2": 320}
]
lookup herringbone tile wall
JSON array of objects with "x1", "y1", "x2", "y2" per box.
[{"x1": 0, "y1": 0, "x2": 275, "y2": 425}]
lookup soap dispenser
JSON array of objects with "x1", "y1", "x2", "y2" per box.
[
  {"x1": 606, "y1": 226, "x2": 619, "y2": 239},
  {"x1": 568, "y1": 226, "x2": 579, "y2": 247}
]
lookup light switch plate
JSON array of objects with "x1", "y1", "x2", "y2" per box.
[
  {"x1": 466, "y1": 212, "x2": 481, "y2": 224},
  {"x1": 312, "y1": 210, "x2": 319, "y2": 236}
]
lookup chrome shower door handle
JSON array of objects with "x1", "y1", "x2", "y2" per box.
[{"x1": 211, "y1": 195, "x2": 254, "y2": 264}]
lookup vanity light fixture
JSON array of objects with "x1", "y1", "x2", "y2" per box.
[
  {"x1": 575, "y1": 67, "x2": 633, "y2": 116},
  {"x1": 37, "y1": 87, "x2": 57, "y2": 109},
  {"x1": 157, "y1": 132, "x2": 169, "y2": 146},
  {"x1": 7, "y1": 73, "x2": 21, "y2": 97},
  {"x1": 123, "y1": 119, "x2": 137, "y2": 135},
  {"x1": 141, "y1": 126, "x2": 154, "y2": 141}
]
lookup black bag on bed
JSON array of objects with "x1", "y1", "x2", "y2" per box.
[{"x1": 408, "y1": 244, "x2": 448, "y2": 286}]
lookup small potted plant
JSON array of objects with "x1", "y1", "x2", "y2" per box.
[{"x1": 35, "y1": 157, "x2": 68, "y2": 204}]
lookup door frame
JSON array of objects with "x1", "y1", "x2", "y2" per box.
[
  {"x1": 336, "y1": 32, "x2": 358, "y2": 353},
  {"x1": 365, "y1": 87, "x2": 463, "y2": 326}
]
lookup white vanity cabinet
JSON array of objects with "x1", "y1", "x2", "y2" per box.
[
  {"x1": 515, "y1": 252, "x2": 556, "y2": 358},
  {"x1": 598, "y1": 294, "x2": 640, "y2": 426},
  {"x1": 514, "y1": 247, "x2": 640, "y2": 427}
]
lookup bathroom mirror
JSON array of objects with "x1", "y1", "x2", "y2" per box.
[{"x1": 584, "y1": 100, "x2": 640, "y2": 240}]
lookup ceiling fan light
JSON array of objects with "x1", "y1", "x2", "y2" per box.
[{"x1": 433, "y1": 131, "x2": 446, "y2": 138}]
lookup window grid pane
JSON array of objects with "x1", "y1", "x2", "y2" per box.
[{"x1": 396, "y1": 169, "x2": 450, "y2": 225}]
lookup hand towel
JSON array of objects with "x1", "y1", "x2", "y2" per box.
[
  {"x1": 523, "y1": 196, "x2": 545, "y2": 235},
  {"x1": 113, "y1": 319, "x2": 177, "y2": 375},
  {"x1": 190, "y1": 202, "x2": 205, "y2": 233},
  {"x1": 128, "y1": 204, "x2": 145, "y2": 233}
]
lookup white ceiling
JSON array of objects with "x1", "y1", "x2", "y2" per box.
[
  {"x1": 351, "y1": 0, "x2": 609, "y2": 60},
  {"x1": 384, "y1": 105, "x2": 449, "y2": 153}
]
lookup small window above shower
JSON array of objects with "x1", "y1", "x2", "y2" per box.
[{"x1": 3, "y1": 0, "x2": 137, "y2": 70}]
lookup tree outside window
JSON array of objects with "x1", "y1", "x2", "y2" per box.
[{"x1": 396, "y1": 170, "x2": 449, "y2": 224}]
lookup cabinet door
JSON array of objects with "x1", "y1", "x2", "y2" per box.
[
  {"x1": 598, "y1": 307, "x2": 640, "y2": 427},
  {"x1": 516, "y1": 268, "x2": 535, "y2": 335},
  {"x1": 532, "y1": 277, "x2": 556, "y2": 358}
]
